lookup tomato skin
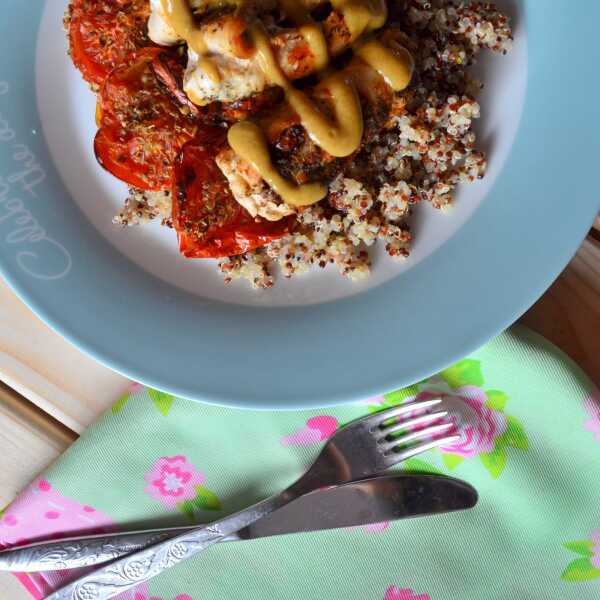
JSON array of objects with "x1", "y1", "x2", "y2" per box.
[
  {"x1": 173, "y1": 134, "x2": 293, "y2": 259},
  {"x1": 151, "y1": 51, "x2": 202, "y2": 119},
  {"x1": 68, "y1": 0, "x2": 153, "y2": 87},
  {"x1": 94, "y1": 127, "x2": 156, "y2": 191},
  {"x1": 71, "y1": 2, "x2": 292, "y2": 257},
  {"x1": 95, "y1": 49, "x2": 198, "y2": 191}
]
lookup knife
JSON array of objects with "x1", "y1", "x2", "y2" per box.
[{"x1": 0, "y1": 474, "x2": 476, "y2": 572}]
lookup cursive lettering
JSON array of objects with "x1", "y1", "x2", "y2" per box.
[
  {"x1": 0, "y1": 178, "x2": 72, "y2": 280},
  {"x1": 17, "y1": 243, "x2": 72, "y2": 281},
  {"x1": 8, "y1": 144, "x2": 47, "y2": 197},
  {"x1": 0, "y1": 80, "x2": 72, "y2": 281},
  {"x1": 0, "y1": 114, "x2": 16, "y2": 143}
]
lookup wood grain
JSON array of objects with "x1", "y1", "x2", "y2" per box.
[
  {"x1": 0, "y1": 385, "x2": 76, "y2": 600},
  {"x1": 520, "y1": 237, "x2": 600, "y2": 386},
  {"x1": 0, "y1": 383, "x2": 76, "y2": 508},
  {"x1": 0, "y1": 574, "x2": 30, "y2": 600},
  {"x1": 0, "y1": 232, "x2": 598, "y2": 599},
  {"x1": 0, "y1": 279, "x2": 129, "y2": 433},
  {"x1": 592, "y1": 217, "x2": 600, "y2": 242},
  {"x1": 0, "y1": 234, "x2": 598, "y2": 433}
]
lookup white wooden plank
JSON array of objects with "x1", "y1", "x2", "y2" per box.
[
  {"x1": 0, "y1": 279, "x2": 129, "y2": 432},
  {"x1": 0, "y1": 386, "x2": 75, "y2": 508},
  {"x1": 0, "y1": 573, "x2": 32, "y2": 600}
]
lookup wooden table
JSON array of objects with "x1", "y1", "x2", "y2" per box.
[{"x1": 1, "y1": 229, "x2": 599, "y2": 598}]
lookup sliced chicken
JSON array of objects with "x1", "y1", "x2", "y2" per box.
[
  {"x1": 215, "y1": 147, "x2": 296, "y2": 221},
  {"x1": 215, "y1": 49, "x2": 401, "y2": 220},
  {"x1": 148, "y1": 2, "x2": 359, "y2": 105}
]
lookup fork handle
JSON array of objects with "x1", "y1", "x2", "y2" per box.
[
  {"x1": 0, "y1": 530, "x2": 181, "y2": 572},
  {"x1": 46, "y1": 488, "x2": 301, "y2": 600}
]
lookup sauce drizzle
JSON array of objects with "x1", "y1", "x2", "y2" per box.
[
  {"x1": 159, "y1": 0, "x2": 222, "y2": 83},
  {"x1": 228, "y1": 121, "x2": 328, "y2": 206},
  {"x1": 160, "y1": 0, "x2": 414, "y2": 208},
  {"x1": 251, "y1": 23, "x2": 363, "y2": 158}
]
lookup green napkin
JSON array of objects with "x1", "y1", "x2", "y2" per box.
[{"x1": 2, "y1": 325, "x2": 599, "y2": 600}]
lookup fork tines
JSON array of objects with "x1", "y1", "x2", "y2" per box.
[{"x1": 371, "y1": 397, "x2": 459, "y2": 463}]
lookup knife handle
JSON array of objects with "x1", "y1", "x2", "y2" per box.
[
  {"x1": 0, "y1": 531, "x2": 178, "y2": 572},
  {"x1": 0, "y1": 526, "x2": 245, "y2": 572}
]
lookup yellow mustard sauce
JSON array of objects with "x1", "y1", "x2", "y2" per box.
[
  {"x1": 331, "y1": 0, "x2": 387, "y2": 41},
  {"x1": 228, "y1": 121, "x2": 328, "y2": 206},
  {"x1": 355, "y1": 38, "x2": 415, "y2": 91},
  {"x1": 160, "y1": 0, "x2": 226, "y2": 84},
  {"x1": 160, "y1": 0, "x2": 414, "y2": 208},
  {"x1": 250, "y1": 22, "x2": 364, "y2": 158},
  {"x1": 277, "y1": 0, "x2": 329, "y2": 71}
]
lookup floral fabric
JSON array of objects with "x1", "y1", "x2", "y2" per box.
[{"x1": 1, "y1": 326, "x2": 599, "y2": 599}]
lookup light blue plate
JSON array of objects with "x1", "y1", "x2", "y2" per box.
[{"x1": 0, "y1": 1, "x2": 598, "y2": 409}]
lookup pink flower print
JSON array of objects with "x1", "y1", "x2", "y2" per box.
[
  {"x1": 583, "y1": 394, "x2": 600, "y2": 443},
  {"x1": 47, "y1": 579, "x2": 155, "y2": 600},
  {"x1": 591, "y1": 530, "x2": 600, "y2": 569},
  {"x1": 425, "y1": 386, "x2": 508, "y2": 458},
  {"x1": 126, "y1": 587, "x2": 192, "y2": 600},
  {"x1": 364, "y1": 521, "x2": 390, "y2": 533},
  {"x1": 2, "y1": 514, "x2": 18, "y2": 527},
  {"x1": 361, "y1": 521, "x2": 390, "y2": 533},
  {"x1": 0, "y1": 478, "x2": 114, "y2": 548},
  {"x1": 0, "y1": 478, "x2": 160, "y2": 600},
  {"x1": 144, "y1": 456, "x2": 206, "y2": 509},
  {"x1": 359, "y1": 395, "x2": 385, "y2": 406},
  {"x1": 384, "y1": 586, "x2": 430, "y2": 600},
  {"x1": 38, "y1": 479, "x2": 51, "y2": 492},
  {"x1": 281, "y1": 416, "x2": 338, "y2": 447},
  {"x1": 346, "y1": 521, "x2": 390, "y2": 534}
]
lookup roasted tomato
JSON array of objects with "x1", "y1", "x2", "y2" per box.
[
  {"x1": 173, "y1": 131, "x2": 293, "y2": 258},
  {"x1": 151, "y1": 51, "x2": 201, "y2": 119},
  {"x1": 68, "y1": 0, "x2": 153, "y2": 87},
  {"x1": 95, "y1": 49, "x2": 198, "y2": 191}
]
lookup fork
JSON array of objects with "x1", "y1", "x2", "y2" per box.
[{"x1": 47, "y1": 398, "x2": 458, "y2": 600}]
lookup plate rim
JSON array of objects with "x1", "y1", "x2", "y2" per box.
[{"x1": 0, "y1": 0, "x2": 599, "y2": 409}]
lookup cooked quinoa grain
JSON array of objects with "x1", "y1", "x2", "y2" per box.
[
  {"x1": 114, "y1": 188, "x2": 173, "y2": 227},
  {"x1": 218, "y1": 250, "x2": 273, "y2": 289},
  {"x1": 105, "y1": 1, "x2": 511, "y2": 289},
  {"x1": 221, "y1": 0, "x2": 511, "y2": 288}
]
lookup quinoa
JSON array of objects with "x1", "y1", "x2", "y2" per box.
[
  {"x1": 222, "y1": 0, "x2": 512, "y2": 288},
  {"x1": 103, "y1": 1, "x2": 512, "y2": 289},
  {"x1": 113, "y1": 188, "x2": 173, "y2": 227},
  {"x1": 218, "y1": 250, "x2": 273, "y2": 289}
]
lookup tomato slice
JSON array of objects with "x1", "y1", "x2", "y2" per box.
[
  {"x1": 94, "y1": 127, "x2": 153, "y2": 191},
  {"x1": 68, "y1": 0, "x2": 152, "y2": 87},
  {"x1": 173, "y1": 132, "x2": 293, "y2": 259},
  {"x1": 151, "y1": 51, "x2": 201, "y2": 119},
  {"x1": 95, "y1": 49, "x2": 198, "y2": 191}
]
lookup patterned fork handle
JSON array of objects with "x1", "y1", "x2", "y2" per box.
[
  {"x1": 1, "y1": 527, "x2": 249, "y2": 572},
  {"x1": 47, "y1": 399, "x2": 455, "y2": 600},
  {"x1": 46, "y1": 491, "x2": 296, "y2": 600},
  {"x1": 0, "y1": 531, "x2": 180, "y2": 572}
]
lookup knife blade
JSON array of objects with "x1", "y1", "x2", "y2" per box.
[{"x1": 0, "y1": 474, "x2": 476, "y2": 572}]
